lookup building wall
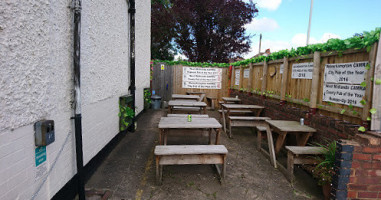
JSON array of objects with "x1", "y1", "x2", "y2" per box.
[{"x1": 0, "y1": 0, "x2": 150, "y2": 199}]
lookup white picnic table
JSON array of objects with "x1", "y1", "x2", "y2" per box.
[
  {"x1": 168, "y1": 100, "x2": 207, "y2": 114},
  {"x1": 158, "y1": 116, "x2": 222, "y2": 145}
]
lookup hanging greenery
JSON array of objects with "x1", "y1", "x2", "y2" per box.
[{"x1": 153, "y1": 28, "x2": 381, "y2": 68}]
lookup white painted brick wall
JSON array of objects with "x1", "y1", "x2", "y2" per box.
[{"x1": 0, "y1": 0, "x2": 150, "y2": 199}]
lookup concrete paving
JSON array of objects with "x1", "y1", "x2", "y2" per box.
[{"x1": 86, "y1": 109, "x2": 323, "y2": 200}]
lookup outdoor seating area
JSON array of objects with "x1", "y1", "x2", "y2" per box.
[{"x1": 153, "y1": 93, "x2": 323, "y2": 185}]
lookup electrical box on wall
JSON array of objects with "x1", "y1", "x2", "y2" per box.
[{"x1": 34, "y1": 120, "x2": 55, "y2": 147}]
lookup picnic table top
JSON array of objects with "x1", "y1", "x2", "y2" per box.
[
  {"x1": 172, "y1": 94, "x2": 200, "y2": 99},
  {"x1": 168, "y1": 100, "x2": 207, "y2": 106},
  {"x1": 222, "y1": 97, "x2": 241, "y2": 102},
  {"x1": 159, "y1": 117, "x2": 222, "y2": 129},
  {"x1": 222, "y1": 104, "x2": 264, "y2": 109},
  {"x1": 266, "y1": 120, "x2": 316, "y2": 132}
]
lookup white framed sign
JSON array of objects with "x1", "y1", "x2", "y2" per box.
[
  {"x1": 244, "y1": 69, "x2": 250, "y2": 78},
  {"x1": 324, "y1": 61, "x2": 368, "y2": 84},
  {"x1": 291, "y1": 62, "x2": 313, "y2": 79},
  {"x1": 235, "y1": 69, "x2": 240, "y2": 85},
  {"x1": 182, "y1": 67, "x2": 222, "y2": 89},
  {"x1": 280, "y1": 64, "x2": 284, "y2": 74},
  {"x1": 322, "y1": 83, "x2": 365, "y2": 107}
]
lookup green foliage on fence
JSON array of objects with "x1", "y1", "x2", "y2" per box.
[{"x1": 153, "y1": 28, "x2": 381, "y2": 67}]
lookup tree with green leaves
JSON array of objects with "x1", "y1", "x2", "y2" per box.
[{"x1": 151, "y1": 0, "x2": 177, "y2": 60}]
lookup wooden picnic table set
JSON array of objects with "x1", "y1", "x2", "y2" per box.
[{"x1": 154, "y1": 94, "x2": 317, "y2": 184}]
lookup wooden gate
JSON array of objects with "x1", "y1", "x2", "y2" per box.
[{"x1": 152, "y1": 63, "x2": 173, "y2": 101}]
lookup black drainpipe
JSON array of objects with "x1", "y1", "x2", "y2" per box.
[
  {"x1": 71, "y1": 0, "x2": 85, "y2": 199},
  {"x1": 128, "y1": 0, "x2": 136, "y2": 132}
]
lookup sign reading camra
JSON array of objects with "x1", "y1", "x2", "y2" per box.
[
  {"x1": 291, "y1": 62, "x2": 313, "y2": 79},
  {"x1": 182, "y1": 67, "x2": 222, "y2": 89},
  {"x1": 322, "y1": 61, "x2": 368, "y2": 107},
  {"x1": 235, "y1": 69, "x2": 240, "y2": 85},
  {"x1": 323, "y1": 84, "x2": 365, "y2": 107},
  {"x1": 324, "y1": 61, "x2": 368, "y2": 84},
  {"x1": 244, "y1": 69, "x2": 250, "y2": 78}
]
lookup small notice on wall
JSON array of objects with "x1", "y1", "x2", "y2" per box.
[
  {"x1": 291, "y1": 62, "x2": 313, "y2": 79},
  {"x1": 322, "y1": 83, "x2": 365, "y2": 107},
  {"x1": 244, "y1": 69, "x2": 250, "y2": 78},
  {"x1": 235, "y1": 69, "x2": 240, "y2": 85},
  {"x1": 182, "y1": 67, "x2": 222, "y2": 89},
  {"x1": 324, "y1": 61, "x2": 368, "y2": 84},
  {"x1": 280, "y1": 64, "x2": 284, "y2": 74}
]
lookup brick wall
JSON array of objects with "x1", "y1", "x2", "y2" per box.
[{"x1": 347, "y1": 132, "x2": 381, "y2": 199}]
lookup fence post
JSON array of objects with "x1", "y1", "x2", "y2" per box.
[
  {"x1": 231, "y1": 67, "x2": 235, "y2": 89},
  {"x1": 248, "y1": 63, "x2": 253, "y2": 92},
  {"x1": 261, "y1": 61, "x2": 268, "y2": 97},
  {"x1": 280, "y1": 57, "x2": 289, "y2": 104},
  {"x1": 239, "y1": 66, "x2": 243, "y2": 89},
  {"x1": 309, "y1": 51, "x2": 321, "y2": 114},
  {"x1": 362, "y1": 43, "x2": 378, "y2": 125},
  {"x1": 371, "y1": 34, "x2": 381, "y2": 131}
]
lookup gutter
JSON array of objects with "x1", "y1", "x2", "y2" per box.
[
  {"x1": 128, "y1": 0, "x2": 136, "y2": 132},
  {"x1": 71, "y1": 0, "x2": 85, "y2": 199}
]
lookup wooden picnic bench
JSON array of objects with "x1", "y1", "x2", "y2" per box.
[
  {"x1": 158, "y1": 117, "x2": 222, "y2": 145},
  {"x1": 167, "y1": 114, "x2": 209, "y2": 118},
  {"x1": 168, "y1": 100, "x2": 207, "y2": 114},
  {"x1": 285, "y1": 146, "x2": 324, "y2": 182},
  {"x1": 154, "y1": 145, "x2": 228, "y2": 184},
  {"x1": 172, "y1": 94, "x2": 199, "y2": 101}
]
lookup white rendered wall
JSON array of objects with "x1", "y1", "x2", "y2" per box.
[{"x1": 0, "y1": 0, "x2": 150, "y2": 199}]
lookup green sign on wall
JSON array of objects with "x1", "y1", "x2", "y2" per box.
[{"x1": 35, "y1": 146, "x2": 46, "y2": 167}]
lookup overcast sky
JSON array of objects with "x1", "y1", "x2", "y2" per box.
[{"x1": 243, "y1": 0, "x2": 381, "y2": 58}]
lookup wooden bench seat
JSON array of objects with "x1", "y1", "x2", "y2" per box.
[
  {"x1": 154, "y1": 145, "x2": 228, "y2": 184},
  {"x1": 172, "y1": 106, "x2": 201, "y2": 113},
  {"x1": 167, "y1": 114, "x2": 209, "y2": 118},
  {"x1": 285, "y1": 146, "x2": 324, "y2": 182}
]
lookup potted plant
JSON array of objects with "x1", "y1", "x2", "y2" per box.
[
  {"x1": 312, "y1": 140, "x2": 337, "y2": 200},
  {"x1": 143, "y1": 88, "x2": 151, "y2": 110}
]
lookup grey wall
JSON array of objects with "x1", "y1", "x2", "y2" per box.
[{"x1": 0, "y1": 0, "x2": 150, "y2": 199}]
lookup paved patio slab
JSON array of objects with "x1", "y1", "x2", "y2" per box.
[{"x1": 86, "y1": 109, "x2": 323, "y2": 200}]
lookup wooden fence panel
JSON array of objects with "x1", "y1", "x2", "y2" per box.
[
  {"x1": 266, "y1": 62, "x2": 283, "y2": 96},
  {"x1": 251, "y1": 64, "x2": 263, "y2": 92}
]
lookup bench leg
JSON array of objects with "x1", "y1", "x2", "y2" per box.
[
  {"x1": 215, "y1": 128, "x2": 221, "y2": 145},
  {"x1": 228, "y1": 120, "x2": 233, "y2": 138},
  {"x1": 257, "y1": 129, "x2": 262, "y2": 150},
  {"x1": 275, "y1": 133, "x2": 287, "y2": 154},
  {"x1": 156, "y1": 156, "x2": 160, "y2": 184},
  {"x1": 222, "y1": 155, "x2": 226, "y2": 179},
  {"x1": 287, "y1": 151, "x2": 295, "y2": 182}
]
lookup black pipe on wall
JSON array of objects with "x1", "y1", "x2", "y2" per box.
[
  {"x1": 71, "y1": 0, "x2": 85, "y2": 199},
  {"x1": 128, "y1": 0, "x2": 136, "y2": 132}
]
